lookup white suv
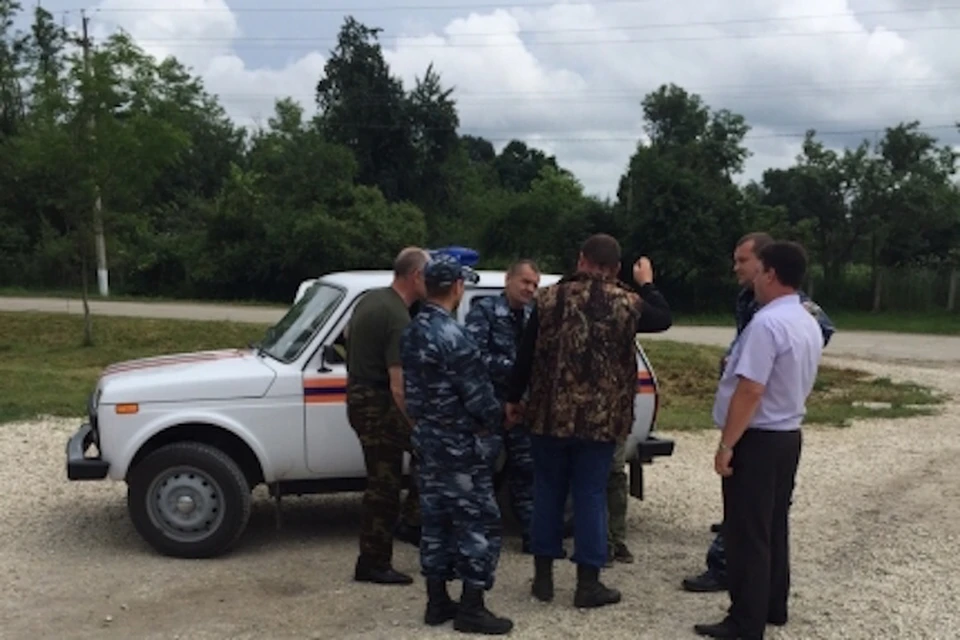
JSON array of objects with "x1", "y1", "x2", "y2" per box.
[{"x1": 66, "y1": 259, "x2": 674, "y2": 558}]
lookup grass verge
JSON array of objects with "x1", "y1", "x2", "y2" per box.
[
  {"x1": 643, "y1": 340, "x2": 943, "y2": 431},
  {"x1": 0, "y1": 312, "x2": 944, "y2": 428}
]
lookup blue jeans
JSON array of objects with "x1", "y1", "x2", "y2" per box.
[{"x1": 529, "y1": 434, "x2": 615, "y2": 568}]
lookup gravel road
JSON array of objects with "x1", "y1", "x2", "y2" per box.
[
  {"x1": 3, "y1": 295, "x2": 960, "y2": 366},
  {"x1": 1, "y1": 355, "x2": 958, "y2": 640}
]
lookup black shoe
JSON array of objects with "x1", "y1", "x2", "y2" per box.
[
  {"x1": 682, "y1": 571, "x2": 726, "y2": 593},
  {"x1": 453, "y1": 584, "x2": 513, "y2": 635},
  {"x1": 424, "y1": 578, "x2": 458, "y2": 626},
  {"x1": 768, "y1": 614, "x2": 787, "y2": 626},
  {"x1": 531, "y1": 556, "x2": 554, "y2": 602},
  {"x1": 354, "y1": 561, "x2": 414, "y2": 585},
  {"x1": 395, "y1": 522, "x2": 421, "y2": 546},
  {"x1": 612, "y1": 542, "x2": 634, "y2": 564},
  {"x1": 693, "y1": 619, "x2": 740, "y2": 638},
  {"x1": 573, "y1": 564, "x2": 621, "y2": 609},
  {"x1": 710, "y1": 522, "x2": 723, "y2": 533}
]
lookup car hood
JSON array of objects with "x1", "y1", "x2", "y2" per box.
[{"x1": 97, "y1": 348, "x2": 277, "y2": 404}]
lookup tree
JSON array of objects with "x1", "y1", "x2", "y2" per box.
[
  {"x1": 615, "y1": 84, "x2": 753, "y2": 311},
  {"x1": 315, "y1": 17, "x2": 415, "y2": 202}
]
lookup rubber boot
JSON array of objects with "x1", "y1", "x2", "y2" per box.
[
  {"x1": 531, "y1": 556, "x2": 554, "y2": 602},
  {"x1": 424, "y1": 578, "x2": 458, "y2": 626},
  {"x1": 573, "y1": 564, "x2": 622, "y2": 609},
  {"x1": 453, "y1": 583, "x2": 513, "y2": 635}
]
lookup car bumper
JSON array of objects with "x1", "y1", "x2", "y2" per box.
[
  {"x1": 66, "y1": 423, "x2": 109, "y2": 480},
  {"x1": 636, "y1": 434, "x2": 675, "y2": 463}
]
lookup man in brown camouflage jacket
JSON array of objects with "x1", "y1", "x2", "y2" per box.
[{"x1": 506, "y1": 233, "x2": 672, "y2": 609}]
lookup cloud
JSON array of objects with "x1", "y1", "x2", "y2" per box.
[{"x1": 83, "y1": 0, "x2": 960, "y2": 197}]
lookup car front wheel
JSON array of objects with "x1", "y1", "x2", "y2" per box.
[{"x1": 127, "y1": 441, "x2": 252, "y2": 558}]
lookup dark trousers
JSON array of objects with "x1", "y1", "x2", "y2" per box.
[
  {"x1": 722, "y1": 428, "x2": 802, "y2": 639},
  {"x1": 529, "y1": 434, "x2": 615, "y2": 568}
]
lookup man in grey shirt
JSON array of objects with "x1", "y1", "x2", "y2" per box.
[{"x1": 695, "y1": 241, "x2": 824, "y2": 640}]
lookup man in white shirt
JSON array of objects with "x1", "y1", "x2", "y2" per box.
[{"x1": 695, "y1": 241, "x2": 824, "y2": 640}]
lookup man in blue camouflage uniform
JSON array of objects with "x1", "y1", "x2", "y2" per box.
[
  {"x1": 464, "y1": 258, "x2": 541, "y2": 554},
  {"x1": 400, "y1": 253, "x2": 514, "y2": 635},
  {"x1": 682, "y1": 232, "x2": 836, "y2": 594}
]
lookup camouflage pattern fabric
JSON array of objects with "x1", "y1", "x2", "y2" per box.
[
  {"x1": 346, "y1": 382, "x2": 420, "y2": 568},
  {"x1": 464, "y1": 294, "x2": 535, "y2": 533},
  {"x1": 400, "y1": 301, "x2": 505, "y2": 590},
  {"x1": 526, "y1": 271, "x2": 642, "y2": 443},
  {"x1": 464, "y1": 294, "x2": 531, "y2": 398},
  {"x1": 607, "y1": 438, "x2": 628, "y2": 547},
  {"x1": 413, "y1": 424, "x2": 503, "y2": 589}
]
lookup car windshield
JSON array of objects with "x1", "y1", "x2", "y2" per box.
[{"x1": 260, "y1": 282, "x2": 344, "y2": 363}]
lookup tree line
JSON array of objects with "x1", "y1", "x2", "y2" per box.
[{"x1": 2, "y1": 3, "x2": 959, "y2": 318}]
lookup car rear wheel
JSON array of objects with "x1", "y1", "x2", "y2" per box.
[{"x1": 127, "y1": 441, "x2": 252, "y2": 558}]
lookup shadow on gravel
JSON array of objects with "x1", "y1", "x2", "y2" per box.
[{"x1": 33, "y1": 491, "x2": 377, "y2": 558}]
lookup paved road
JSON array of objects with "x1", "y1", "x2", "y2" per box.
[{"x1": 2, "y1": 296, "x2": 959, "y2": 366}]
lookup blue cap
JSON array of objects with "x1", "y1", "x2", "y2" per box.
[{"x1": 424, "y1": 254, "x2": 479, "y2": 287}]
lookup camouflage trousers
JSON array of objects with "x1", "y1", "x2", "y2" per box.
[
  {"x1": 706, "y1": 531, "x2": 727, "y2": 581},
  {"x1": 346, "y1": 383, "x2": 420, "y2": 570},
  {"x1": 607, "y1": 439, "x2": 628, "y2": 547},
  {"x1": 413, "y1": 423, "x2": 503, "y2": 590},
  {"x1": 501, "y1": 425, "x2": 534, "y2": 534}
]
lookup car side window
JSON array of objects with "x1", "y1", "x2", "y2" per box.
[{"x1": 327, "y1": 329, "x2": 348, "y2": 364}]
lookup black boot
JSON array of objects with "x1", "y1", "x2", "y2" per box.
[
  {"x1": 453, "y1": 583, "x2": 513, "y2": 635},
  {"x1": 531, "y1": 556, "x2": 554, "y2": 602},
  {"x1": 573, "y1": 564, "x2": 621, "y2": 609},
  {"x1": 424, "y1": 578, "x2": 458, "y2": 626}
]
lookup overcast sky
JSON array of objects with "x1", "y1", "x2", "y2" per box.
[{"x1": 20, "y1": 0, "x2": 960, "y2": 198}]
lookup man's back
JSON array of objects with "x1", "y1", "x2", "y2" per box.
[
  {"x1": 346, "y1": 287, "x2": 411, "y2": 384},
  {"x1": 401, "y1": 304, "x2": 501, "y2": 434},
  {"x1": 526, "y1": 272, "x2": 641, "y2": 442}
]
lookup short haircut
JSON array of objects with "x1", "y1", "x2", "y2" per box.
[
  {"x1": 580, "y1": 234, "x2": 621, "y2": 269},
  {"x1": 393, "y1": 247, "x2": 428, "y2": 277},
  {"x1": 737, "y1": 232, "x2": 774, "y2": 256},
  {"x1": 426, "y1": 282, "x2": 455, "y2": 298},
  {"x1": 758, "y1": 241, "x2": 807, "y2": 289},
  {"x1": 508, "y1": 259, "x2": 540, "y2": 276}
]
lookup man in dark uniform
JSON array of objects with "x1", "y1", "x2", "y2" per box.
[
  {"x1": 346, "y1": 246, "x2": 429, "y2": 585},
  {"x1": 464, "y1": 258, "x2": 541, "y2": 553},
  {"x1": 401, "y1": 254, "x2": 513, "y2": 635}
]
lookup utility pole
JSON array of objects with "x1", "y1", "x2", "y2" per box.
[{"x1": 80, "y1": 9, "x2": 109, "y2": 297}]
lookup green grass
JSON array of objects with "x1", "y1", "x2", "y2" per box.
[
  {"x1": 643, "y1": 340, "x2": 944, "y2": 431},
  {"x1": 674, "y1": 310, "x2": 960, "y2": 335},
  {"x1": 0, "y1": 312, "x2": 945, "y2": 428},
  {"x1": 0, "y1": 312, "x2": 268, "y2": 423},
  {"x1": 0, "y1": 286, "x2": 287, "y2": 308}
]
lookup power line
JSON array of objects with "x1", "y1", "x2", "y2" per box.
[
  {"x1": 67, "y1": 0, "x2": 692, "y2": 14},
  {"x1": 236, "y1": 122, "x2": 958, "y2": 141},
  {"x1": 210, "y1": 82, "x2": 960, "y2": 103},
  {"x1": 80, "y1": 4, "x2": 960, "y2": 25},
  {"x1": 124, "y1": 24, "x2": 960, "y2": 48}
]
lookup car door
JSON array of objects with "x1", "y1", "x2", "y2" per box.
[
  {"x1": 302, "y1": 297, "x2": 366, "y2": 478},
  {"x1": 302, "y1": 291, "x2": 414, "y2": 478}
]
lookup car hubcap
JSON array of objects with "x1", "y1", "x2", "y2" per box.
[{"x1": 147, "y1": 466, "x2": 225, "y2": 543}]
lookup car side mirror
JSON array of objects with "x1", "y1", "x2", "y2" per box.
[{"x1": 319, "y1": 345, "x2": 340, "y2": 372}]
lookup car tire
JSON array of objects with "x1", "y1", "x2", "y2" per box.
[{"x1": 127, "y1": 441, "x2": 252, "y2": 559}]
